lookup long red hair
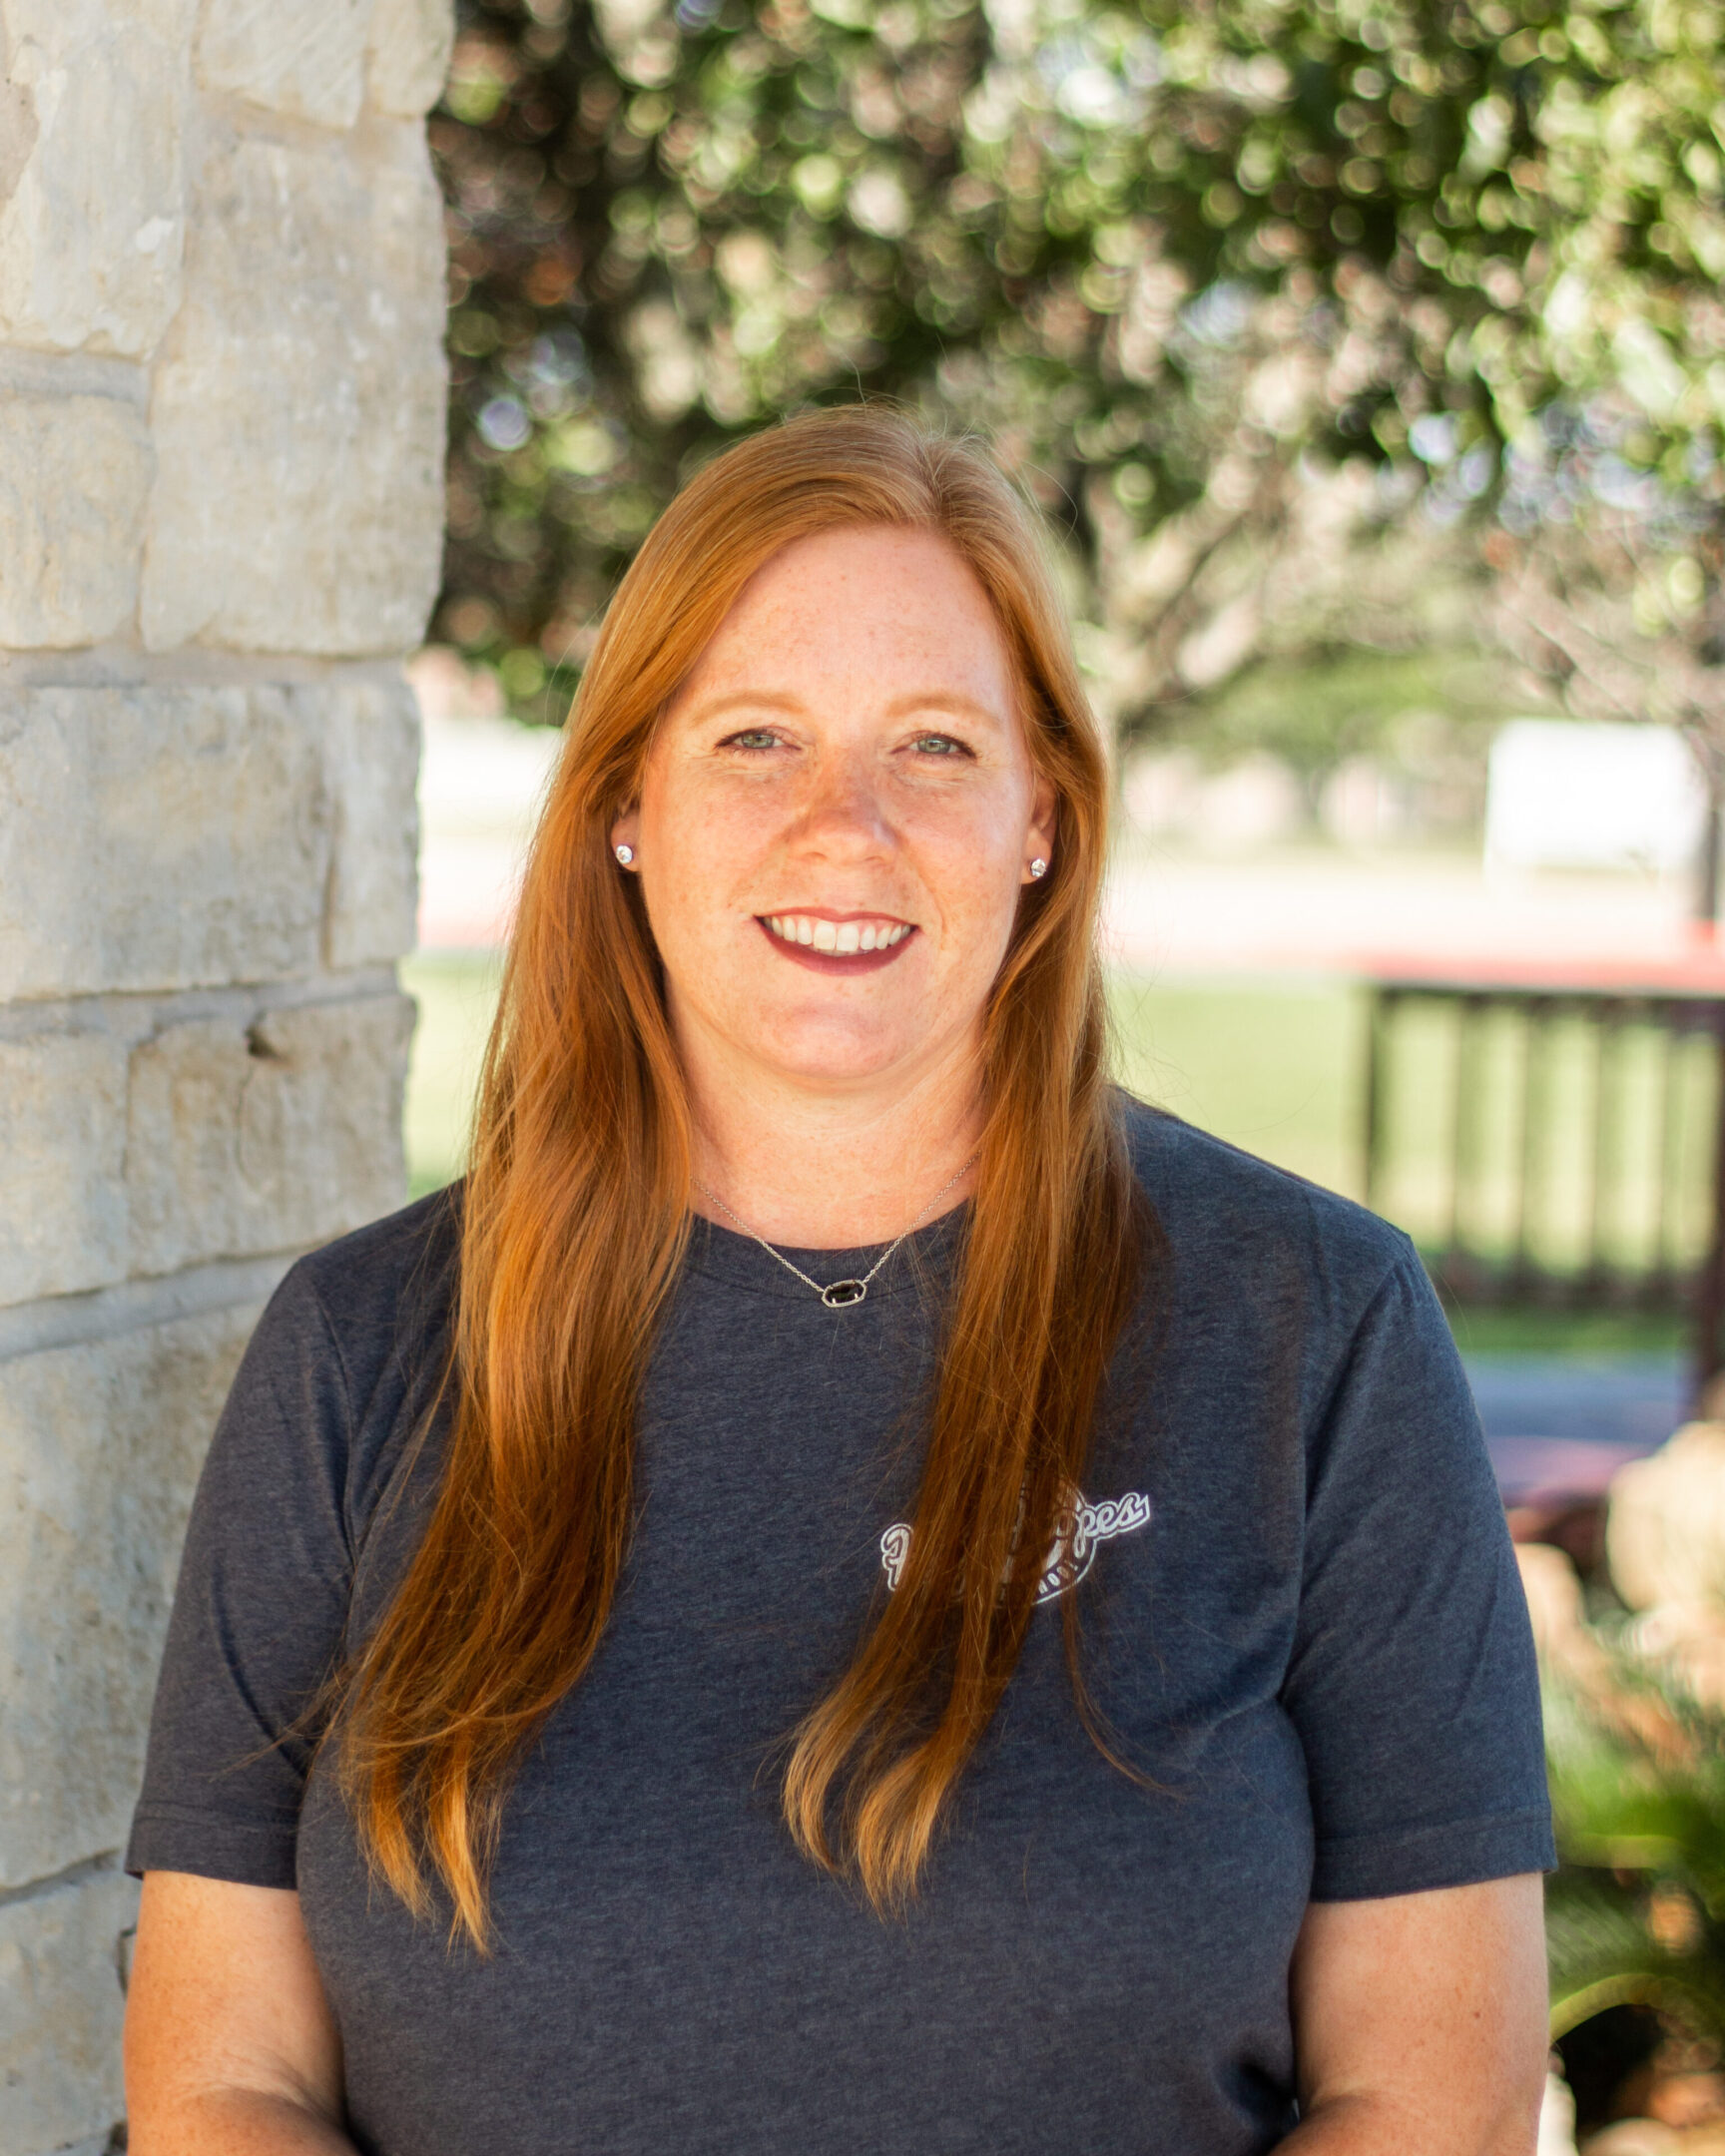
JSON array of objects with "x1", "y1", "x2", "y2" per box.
[{"x1": 338, "y1": 406, "x2": 1152, "y2": 1942}]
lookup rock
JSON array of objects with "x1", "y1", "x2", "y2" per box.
[
  {"x1": 1622, "y1": 1600, "x2": 1725, "y2": 1715},
  {"x1": 320, "y1": 674, "x2": 421, "y2": 970},
  {"x1": 1579, "y1": 2122, "x2": 1681, "y2": 2155},
  {"x1": 1648, "y1": 2068, "x2": 1725, "y2": 2132},
  {"x1": 141, "y1": 114, "x2": 446, "y2": 657},
  {"x1": 365, "y1": 0, "x2": 453, "y2": 116},
  {"x1": 0, "y1": 1031, "x2": 129, "y2": 1308},
  {"x1": 1539, "y1": 2070, "x2": 1577, "y2": 2156},
  {"x1": 0, "y1": 0, "x2": 190, "y2": 356},
  {"x1": 0, "y1": 1305, "x2": 258, "y2": 1885},
  {"x1": 0, "y1": 1868, "x2": 137, "y2": 2154},
  {"x1": 1517, "y1": 1542, "x2": 1622, "y2": 1711},
  {"x1": 0, "y1": 678, "x2": 417, "y2": 1000},
  {"x1": 0, "y1": 678, "x2": 326, "y2": 997},
  {"x1": 1519, "y1": 1541, "x2": 1589, "y2": 1652},
  {"x1": 1607, "y1": 1423, "x2": 1725, "y2": 1613},
  {"x1": 1515, "y1": 1541, "x2": 1694, "y2": 1750},
  {"x1": 124, "y1": 993, "x2": 413, "y2": 1277},
  {"x1": 0, "y1": 987, "x2": 411, "y2": 1312},
  {"x1": 196, "y1": 0, "x2": 374, "y2": 131},
  {"x1": 0, "y1": 391, "x2": 152, "y2": 646},
  {"x1": 0, "y1": 0, "x2": 444, "y2": 2128}
]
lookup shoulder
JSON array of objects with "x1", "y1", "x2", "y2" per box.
[
  {"x1": 1118, "y1": 1092, "x2": 1419, "y2": 1327},
  {"x1": 291, "y1": 1181, "x2": 462, "y2": 1319},
  {"x1": 259, "y1": 1184, "x2": 462, "y2": 1423},
  {"x1": 206, "y1": 1186, "x2": 462, "y2": 1559},
  {"x1": 1114, "y1": 1097, "x2": 1475, "y2": 1484}
]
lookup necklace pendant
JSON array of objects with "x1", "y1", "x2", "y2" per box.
[{"x1": 821, "y1": 1279, "x2": 867, "y2": 1309}]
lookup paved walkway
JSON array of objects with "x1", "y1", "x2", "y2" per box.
[
  {"x1": 1466, "y1": 1356, "x2": 1689, "y2": 1503},
  {"x1": 1102, "y1": 849, "x2": 1725, "y2": 991}
]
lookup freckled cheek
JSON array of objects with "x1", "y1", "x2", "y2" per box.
[
  {"x1": 646, "y1": 789, "x2": 777, "y2": 935},
  {"x1": 910, "y1": 812, "x2": 1027, "y2": 949},
  {"x1": 653, "y1": 873, "x2": 753, "y2": 969}
]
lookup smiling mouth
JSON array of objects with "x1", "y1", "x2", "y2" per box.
[
  {"x1": 766, "y1": 912, "x2": 912, "y2": 954},
  {"x1": 756, "y1": 912, "x2": 918, "y2": 973}
]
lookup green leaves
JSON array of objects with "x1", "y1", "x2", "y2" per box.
[
  {"x1": 432, "y1": 0, "x2": 1723, "y2": 727},
  {"x1": 1542, "y1": 1641, "x2": 1725, "y2": 2045}
]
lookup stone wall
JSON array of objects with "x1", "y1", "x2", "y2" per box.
[{"x1": 0, "y1": 0, "x2": 450, "y2": 2143}]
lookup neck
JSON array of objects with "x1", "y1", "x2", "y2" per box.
[{"x1": 679, "y1": 1033, "x2": 985, "y2": 1250}]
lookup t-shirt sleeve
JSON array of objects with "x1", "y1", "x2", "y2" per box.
[
  {"x1": 126, "y1": 1260, "x2": 360, "y2": 1888},
  {"x1": 1285, "y1": 1249, "x2": 1554, "y2": 1900}
]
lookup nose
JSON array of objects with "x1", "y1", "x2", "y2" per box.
[{"x1": 786, "y1": 746, "x2": 894, "y2": 863}]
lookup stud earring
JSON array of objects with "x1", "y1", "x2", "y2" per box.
[
  {"x1": 1029, "y1": 857, "x2": 1047, "y2": 879},
  {"x1": 614, "y1": 843, "x2": 634, "y2": 866}
]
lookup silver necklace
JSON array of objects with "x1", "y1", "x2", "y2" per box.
[{"x1": 699, "y1": 1155, "x2": 978, "y2": 1310}]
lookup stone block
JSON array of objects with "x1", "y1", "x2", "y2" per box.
[
  {"x1": 366, "y1": 0, "x2": 453, "y2": 117},
  {"x1": 125, "y1": 992, "x2": 412, "y2": 1278},
  {"x1": 0, "y1": 678, "x2": 419, "y2": 1000},
  {"x1": 322, "y1": 674, "x2": 420, "y2": 970},
  {"x1": 0, "y1": 1031, "x2": 128, "y2": 1308},
  {"x1": 0, "y1": 391, "x2": 151, "y2": 646},
  {"x1": 0, "y1": 989, "x2": 410, "y2": 1312},
  {"x1": 141, "y1": 117, "x2": 446, "y2": 657},
  {"x1": 0, "y1": 1305, "x2": 258, "y2": 1886},
  {"x1": 0, "y1": 0, "x2": 190, "y2": 357},
  {"x1": 0, "y1": 1868, "x2": 136, "y2": 2153},
  {"x1": 0, "y1": 680, "x2": 325, "y2": 999},
  {"x1": 197, "y1": 0, "x2": 374, "y2": 131}
]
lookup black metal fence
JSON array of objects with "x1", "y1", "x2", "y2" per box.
[{"x1": 1362, "y1": 980, "x2": 1725, "y2": 1397}]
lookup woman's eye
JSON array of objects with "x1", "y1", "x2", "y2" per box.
[
  {"x1": 911, "y1": 733, "x2": 971, "y2": 758},
  {"x1": 723, "y1": 729, "x2": 782, "y2": 752}
]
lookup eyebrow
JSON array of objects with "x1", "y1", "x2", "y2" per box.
[
  {"x1": 682, "y1": 690, "x2": 806, "y2": 723},
  {"x1": 684, "y1": 688, "x2": 1009, "y2": 728},
  {"x1": 882, "y1": 691, "x2": 1006, "y2": 727}
]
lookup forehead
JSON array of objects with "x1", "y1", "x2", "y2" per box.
[{"x1": 673, "y1": 524, "x2": 1020, "y2": 714}]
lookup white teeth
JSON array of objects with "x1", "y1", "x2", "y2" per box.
[{"x1": 765, "y1": 914, "x2": 911, "y2": 951}]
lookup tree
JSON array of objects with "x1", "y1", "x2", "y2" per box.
[
  {"x1": 434, "y1": 0, "x2": 999, "y2": 718},
  {"x1": 430, "y1": 0, "x2": 1725, "y2": 750}
]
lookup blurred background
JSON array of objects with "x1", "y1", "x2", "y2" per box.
[{"x1": 398, "y1": 2, "x2": 1724, "y2": 2145}]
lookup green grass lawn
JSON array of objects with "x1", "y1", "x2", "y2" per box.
[
  {"x1": 1110, "y1": 972, "x2": 1368, "y2": 1199},
  {"x1": 401, "y1": 951, "x2": 502, "y2": 1201},
  {"x1": 396, "y1": 952, "x2": 1687, "y2": 1360}
]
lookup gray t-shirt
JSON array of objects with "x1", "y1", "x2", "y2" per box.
[{"x1": 128, "y1": 1101, "x2": 1552, "y2": 2155}]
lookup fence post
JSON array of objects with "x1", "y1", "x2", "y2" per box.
[
  {"x1": 1363, "y1": 985, "x2": 1391, "y2": 1217},
  {"x1": 1694, "y1": 1008, "x2": 1725, "y2": 1412}
]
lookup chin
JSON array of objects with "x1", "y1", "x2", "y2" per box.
[{"x1": 747, "y1": 1012, "x2": 924, "y2": 1085}]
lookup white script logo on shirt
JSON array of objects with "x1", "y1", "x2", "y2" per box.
[{"x1": 878, "y1": 1489, "x2": 1152, "y2": 1606}]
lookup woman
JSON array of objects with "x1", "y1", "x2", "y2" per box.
[{"x1": 124, "y1": 407, "x2": 1552, "y2": 2155}]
